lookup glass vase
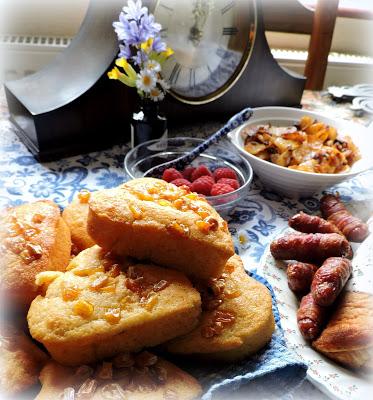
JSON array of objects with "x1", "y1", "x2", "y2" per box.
[{"x1": 130, "y1": 99, "x2": 168, "y2": 147}]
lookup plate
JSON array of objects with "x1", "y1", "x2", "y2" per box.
[{"x1": 257, "y1": 219, "x2": 373, "y2": 400}]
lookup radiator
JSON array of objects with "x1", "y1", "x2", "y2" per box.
[
  {"x1": 0, "y1": 34, "x2": 72, "y2": 82},
  {"x1": 1, "y1": 34, "x2": 372, "y2": 87}
]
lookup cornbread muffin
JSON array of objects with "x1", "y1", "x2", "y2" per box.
[
  {"x1": 36, "y1": 351, "x2": 202, "y2": 400},
  {"x1": 0, "y1": 200, "x2": 71, "y2": 308},
  {"x1": 88, "y1": 178, "x2": 234, "y2": 279},
  {"x1": 312, "y1": 291, "x2": 373, "y2": 369},
  {"x1": 28, "y1": 246, "x2": 201, "y2": 366},
  {"x1": 62, "y1": 190, "x2": 95, "y2": 253},
  {"x1": 166, "y1": 255, "x2": 275, "y2": 361},
  {"x1": 0, "y1": 323, "x2": 48, "y2": 396}
]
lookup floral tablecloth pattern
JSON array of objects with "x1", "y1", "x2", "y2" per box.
[{"x1": 1, "y1": 88, "x2": 372, "y2": 399}]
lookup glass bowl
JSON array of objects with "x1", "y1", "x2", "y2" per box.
[{"x1": 124, "y1": 137, "x2": 253, "y2": 214}]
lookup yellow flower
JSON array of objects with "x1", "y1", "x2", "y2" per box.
[
  {"x1": 115, "y1": 58, "x2": 137, "y2": 81},
  {"x1": 107, "y1": 66, "x2": 136, "y2": 88},
  {"x1": 140, "y1": 38, "x2": 154, "y2": 53},
  {"x1": 107, "y1": 67, "x2": 120, "y2": 80},
  {"x1": 151, "y1": 47, "x2": 174, "y2": 65},
  {"x1": 163, "y1": 47, "x2": 174, "y2": 58}
]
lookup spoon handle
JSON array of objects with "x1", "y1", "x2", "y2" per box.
[{"x1": 147, "y1": 107, "x2": 253, "y2": 176}]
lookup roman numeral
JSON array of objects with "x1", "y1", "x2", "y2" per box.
[
  {"x1": 169, "y1": 63, "x2": 181, "y2": 85},
  {"x1": 223, "y1": 27, "x2": 238, "y2": 35},
  {"x1": 160, "y1": 28, "x2": 168, "y2": 38},
  {"x1": 221, "y1": 1, "x2": 235, "y2": 15},
  {"x1": 160, "y1": 3, "x2": 173, "y2": 12},
  {"x1": 207, "y1": 65, "x2": 213, "y2": 74},
  {"x1": 189, "y1": 69, "x2": 196, "y2": 89}
]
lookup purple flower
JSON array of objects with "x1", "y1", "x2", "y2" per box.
[
  {"x1": 122, "y1": 0, "x2": 147, "y2": 21},
  {"x1": 113, "y1": 17, "x2": 147, "y2": 45},
  {"x1": 141, "y1": 13, "x2": 161, "y2": 37},
  {"x1": 132, "y1": 50, "x2": 148, "y2": 66},
  {"x1": 118, "y1": 43, "x2": 131, "y2": 59},
  {"x1": 152, "y1": 36, "x2": 166, "y2": 52},
  {"x1": 113, "y1": 0, "x2": 162, "y2": 46}
]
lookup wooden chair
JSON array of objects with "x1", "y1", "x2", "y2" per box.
[{"x1": 262, "y1": 0, "x2": 340, "y2": 90}]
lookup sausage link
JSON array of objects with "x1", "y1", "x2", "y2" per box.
[
  {"x1": 320, "y1": 194, "x2": 369, "y2": 242},
  {"x1": 270, "y1": 233, "x2": 353, "y2": 263},
  {"x1": 287, "y1": 262, "x2": 319, "y2": 294},
  {"x1": 297, "y1": 293, "x2": 328, "y2": 340},
  {"x1": 289, "y1": 211, "x2": 342, "y2": 235},
  {"x1": 311, "y1": 257, "x2": 352, "y2": 307}
]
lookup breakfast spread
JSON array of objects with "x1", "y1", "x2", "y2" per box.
[
  {"x1": 312, "y1": 291, "x2": 373, "y2": 369},
  {"x1": 0, "y1": 322, "x2": 48, "y2": 396},
  {"x1": 320, "y1": 194, "x2": 369, "y2": 242},
  {"x1": 161, "y1": 165, "x2": 241, "y2": 196},
  {"x1": 0, "y1": 200, "x2": 71, "y2": 309},
  {"x1": 28, "y1": 245, "x2": 202, "y2": 366},
  {"x1": 270, "y1": 194, "x2": 372, "y2": 369},
  {"x1": 166, "y1": 255, "x2": 275, "y2": 361},
  {"x1": 87, "y1": 178, "x2": 235, "y2": 279},
  {"x1": 241, "y1": 116, "x2": 361, "y2": 173},
  {"x1": 286, "y1": 261, "x2": 319, "y2": 295},
  {"x1": 36, "y1": 352, "x2": 202, "y2": 400},
  {"x1": 0, "y1": 177, "x2": 277, "y2": 398},
  {"x1": 270, "y1": 232, "x2": 353, "y2": 263},
  {"x1": 62, "y1": 191, "x2": 96, "y2": 253}
]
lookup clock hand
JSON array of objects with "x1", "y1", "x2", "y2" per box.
[{"x1": 189, "y1": 0, "x2": 211, "y2": 47}]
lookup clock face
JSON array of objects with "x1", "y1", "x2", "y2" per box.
[{"x1": 154, "y1": 0, "x2": 257, "y2": 104}]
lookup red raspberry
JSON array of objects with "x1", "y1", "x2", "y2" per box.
[
  {"x1": 191, "y1": 165, "x2": 213, "y2": 182},
  {"x1": 210, "y1": 183, "x2": 235, "y2": 196},
  {"x1": 162, "y1": 168, "x2": 183, "y2": 182},
  {"x1": 217, "y1": 178, "x2": 240, "y2": 190},
  {"x1": 170, "y1": 178, "x2": 192, "y2": 188},
  {"x1": 191, "y1": 176, "x2": 214, "y2": 196},
  {"x1": 182, "y1": 166, "x2": 196, "y2": 181},
  {"x1": 213, "y1": 167, "x2": 237, "y2": 181}
]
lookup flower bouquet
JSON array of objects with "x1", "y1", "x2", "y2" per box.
[{"x1": 108, "y1": 0, "x2": 173, "y2": 103}]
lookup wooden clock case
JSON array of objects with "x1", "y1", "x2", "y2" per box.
[{"x1": 4, "y1": 0, "x2": 305, "y2": 161}]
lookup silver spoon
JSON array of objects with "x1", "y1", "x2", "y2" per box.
[{"x1": 144, "y1": 107, "x2": 253, "y2": 178}]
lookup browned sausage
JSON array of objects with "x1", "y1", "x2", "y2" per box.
[
  {"x1": 320, "y1": 194, "x2": 369, "y2": 242},
  {"x1": 270, "y1": 233, "x2": 353, "y2": 263},
  {"x1": 287, "y1": 262, "x2": 319, "y2": 294},
  {"x1": 297, "y1": 293, "x2": 328, "y2": 340},
  {"x1": 311, "y1": 257, "x2": 352, "y2": 307},
  {"x1": 289, "y1": 211, "x2": 342, "y2": 235}
]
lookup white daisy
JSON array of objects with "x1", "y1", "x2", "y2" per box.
[
  {"x1": 136, "y1": 69, "x2": 157, "y2": 93},
  {"x1": 149, "y1": 87, "x2": 165, "y2": 102},
  {"x1": 144, "y1": 59, "x2": 161, "y2": 73}
]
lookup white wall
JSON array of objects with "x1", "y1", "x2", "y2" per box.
[{"x1": 0, "y1": 0, "x2": 89, "y2": 37}]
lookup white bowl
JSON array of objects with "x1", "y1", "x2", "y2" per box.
[{"x1": 229, "y1": 106, "x2": 373, "y2": 198}]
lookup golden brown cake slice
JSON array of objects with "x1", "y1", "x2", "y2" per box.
[
  {"x1": 0, "y1": 323, "x2": 48, "y2": 396},
  {"x1": 0, "y1": 200, "x2": 71, "y2": 308},
  {"x1": 87, "y1": 178, "x2": 234, "y2": 279},
  {"x1": 35, "y1": 351, "x2": 202, "y2": 400},
  {"x1": 28, "y1": 246, "x2": 201, "y2": 366},
  {"x1": 312, "y1": 291, "x2": 373, "y2": 369},
  {"x1": 62, "y1": 190, "x2": 96, "y2": 253},
  {"x1": 166, "y1": 255, "x2": 275, "y2": 361}
]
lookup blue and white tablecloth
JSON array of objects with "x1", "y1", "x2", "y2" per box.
[{"x1": 1, "y1": 101, "x2": 373, "y2": 399}]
